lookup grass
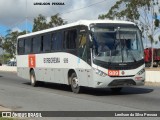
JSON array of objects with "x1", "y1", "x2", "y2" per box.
[{"x1": 0, "y1": 113, "x2": 18, "y2": 120}]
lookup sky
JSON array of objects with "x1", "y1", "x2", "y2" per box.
[
  {"x1": 0, "y1": 0, "x2": 117, "y2": 36},
  {"x1": 0, "y1": 0, "x2": 160, "y2": 48}
]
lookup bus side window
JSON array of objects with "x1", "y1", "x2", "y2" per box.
[
  {"x1": 18, "y1": 39, "x2": 25, "y2": 55},
  {"x1": 40, "y1": 36, "x2": 44, "y2": 52},
  {"x1": 43, "y1": 34, "x2": 51, "y2": 52},
  {"x1": 57, "y1": 32, "x2": 63, "y2": 50},
  {"x1": 32, "y1": 37, "x2": 40, "y2": 53},
  {"x1": 51, "y1": 32, "x2": 63, "y2": 51},
  {"x1": 51, "y1": 33, "x2": 56, "y2": 50},
  {"x1": 65, "y1": 29, "x2": 77, "y2": 49},
  {"x1": 24, "y1": 38, "x2": 31, "y2": 54},
  {"x1": 78, "y1": 33, "x2": 87, "y2": 61}
]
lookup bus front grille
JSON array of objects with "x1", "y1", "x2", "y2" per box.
[{"x1": 108, "y1": 79, "x2": 136, "y2": 86}]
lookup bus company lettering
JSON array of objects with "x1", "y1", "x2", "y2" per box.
[
  {"x1": 44, "y1": 57, "x2": 60, "y2": 63},
  {"x1": 28, "y1": 55, "x2": 36, "y2": 68}
]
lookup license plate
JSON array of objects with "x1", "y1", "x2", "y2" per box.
[{"x1": 108, "y1": 70, "x2": 119, "y2": 76}]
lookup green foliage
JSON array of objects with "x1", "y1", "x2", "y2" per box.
[
  {"x1": 159, "y1": 35, "x2": 160, "y2": 41},
  {"x1": 1, "y1": 13, "x2": 66, "y2": 59},
  {"x1": 0, "y1": 54, "x2": 12, "y2": 64},
  {"x1": 148, "y1": 34, "x2": 154, "y2": 43},
  {"x1": 99, "y1": 0, "x2": 151, "y2": 21},
  {"x1": 48, "y1": 13, "x2": 67, "y2": 28},
  {"x1": 98, "y1": 0, "x2": 160, "y2": 43},
  {"x1": 4, "y1": 54, "x2": 12, "y2": 63},
  {"x1": 155, "y1": 41, "x2": 158, "y2": 44},
  {"x1": 32, "y1": 14, "x2": 48, "y2": 32},
  {"x1": 32, "y1": 13, "x2": 67, "y2": 32},
  {"x1": 154, "y1": 19, "x2": 159, "y2": 27},
  {"x1": 2, "y1": 30, "x2": 26, "y2": 58}
]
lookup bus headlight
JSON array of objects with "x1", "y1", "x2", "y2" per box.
[
  {"x1": 137, "y1": 68, "x2": 145, "y2": 75},
  {"x1": 93, "y1": 68, "x2": 107, "y2": 77}
]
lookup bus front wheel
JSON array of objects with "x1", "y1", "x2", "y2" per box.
[
  {"x1": 30, "y1": 70, "x2": 38, "y2": 87},
  {"x1": 70, "y1": 73, "x2": 82, "y2": 93}
]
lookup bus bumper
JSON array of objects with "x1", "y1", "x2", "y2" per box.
[{"x1": 90, "y1": 72, "x2": 145, "y2": 88}]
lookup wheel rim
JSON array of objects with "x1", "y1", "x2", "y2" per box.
[{"x1": 72, "y1": 77, "x2": 79, "y2": 88}]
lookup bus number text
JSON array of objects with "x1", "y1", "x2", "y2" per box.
[{"x1": 108, "y1": 70, "x2": 119, "y2": 76}]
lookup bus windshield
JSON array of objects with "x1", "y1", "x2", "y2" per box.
[{"x1": 90, "y1": 24, "x2": 144, "y2": 63}]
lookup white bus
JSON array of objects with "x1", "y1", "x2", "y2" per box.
[{"x1": 17, "y1": 20, "x2": 145, "y2": 93}]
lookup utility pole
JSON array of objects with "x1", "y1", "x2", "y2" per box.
[
  {"x1": 0, "y1": 35, "x2": 4, "y2": 64},
  {"x1": 26, "y1": 0, "x2": 28, "y2": 34}
]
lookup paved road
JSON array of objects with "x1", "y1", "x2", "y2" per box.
[{"x1": 0, "y1": 71, "x2": 160, "y2": 120}]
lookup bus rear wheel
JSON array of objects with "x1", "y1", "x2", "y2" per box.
[
  {"x1": 70, "y1": 73, "x2": 82, "y2": 93},
  {"x1": 30, "y1": 70, "x2": 38, "y2": 87},
  {"x1": 111, "y1": 87, "x2": 122, "y2": 93}
]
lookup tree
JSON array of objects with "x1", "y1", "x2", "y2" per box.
[
  {"x1": 32, "y1": 14, "x2": 48, "y2": 32},
  {"x1": 0, "y1": 36, "x2": 4, "y2": 48},
  {"x1": 48, "y1": 13, "x2": 67, "y2": 28},
  {"x1": 2, "y1": 30, "x2": 26, "y2": 58},
  {"x1": 32, "y1": 13, "x2": 67, "y2": 32},
  {"x1": 98, "y1": 0, "x2": 160, "y2": 67},
  {"x1": 0, "y1": 54, "x2": 12, "y2": 64}
]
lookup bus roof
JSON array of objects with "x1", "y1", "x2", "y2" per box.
[{"x1": 18, "y1": 20, "x2": 136, "y2": 39}]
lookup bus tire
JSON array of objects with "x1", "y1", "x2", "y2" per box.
[
  {"x1": 111, "y1": 87, "x2": 122, "y2": 93},
  {"x1": 30, "y1": 70, "x2": 38, "y2": 87},
  {"x1": 70, "y1": 72, "x2": 82, "y2": 93}
]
